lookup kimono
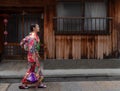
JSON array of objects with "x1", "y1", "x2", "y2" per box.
[
  {"x1": 20, "y1": 33, "x2": 43, "y2": 84},
  {"x1": 20, "y1": 33, "x2": 40, "y2": 63}
]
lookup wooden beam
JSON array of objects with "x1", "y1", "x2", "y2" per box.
[
  {"x1": 0, "y1": 0, "x2": 56, "y2": 7},
  {"x1": 0, "y1": 7, "x2": 44, "y2": 14}
]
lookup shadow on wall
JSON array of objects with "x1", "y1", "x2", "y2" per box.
[{"x1": 103, "y1": 50, "x2": 120, "y2": 59}]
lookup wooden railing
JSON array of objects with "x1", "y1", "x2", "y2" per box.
[{"x1": 53, "y1": 17, "x2": 113, "y2": 35}]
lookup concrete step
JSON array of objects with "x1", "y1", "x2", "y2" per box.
[
  {"x1": 44, "y1": 59, "x2": 120, "y2": 69},
  {"x1": 2, "y1": 59, "x2": 120, "y2": 69}
]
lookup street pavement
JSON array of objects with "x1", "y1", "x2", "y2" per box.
[
  {"x1": 2, "y1": 81, "x2": 120, "y2": 91},
  {"x1": 1, "y1": 61, "x2": 120, "y2": 78},
  {"x1": 0, "y1": 83, "x2": 9, "y2": 91},
  {"x1": 1, "y1": 60, "x2": 120, "y2": 90}
]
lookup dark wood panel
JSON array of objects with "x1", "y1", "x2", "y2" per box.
[{"x1": 0, "y1": 18, "x2": 4, "y2": 53}]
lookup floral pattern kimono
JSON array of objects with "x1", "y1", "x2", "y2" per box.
[
  {"x1": 20, "y1": 33, "x2": 43, "y2": 84},
  {"x1": 20, "y1": 33, "x2": 39, "y2": 62}
]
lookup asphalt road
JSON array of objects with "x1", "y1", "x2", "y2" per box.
[{"x1": 2, "y1": 81, "x2": 120, "y2": 91}]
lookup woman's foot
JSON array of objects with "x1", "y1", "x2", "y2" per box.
[
  {"x1": 19, "y1": 85, "x2": 29, "y2": 89},
  {"x1": 38, "y1": 83, "x2": 47, "y2": 88}
]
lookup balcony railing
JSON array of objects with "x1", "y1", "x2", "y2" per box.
[{"x1": 53, "y1": 17, "x2": 113, "y2": 35}]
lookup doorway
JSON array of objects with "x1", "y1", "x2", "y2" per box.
[{"x1": 3, "y1": 12, "x2": 44, "y2": 59}]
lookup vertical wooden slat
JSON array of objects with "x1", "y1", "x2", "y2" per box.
[
  {"x1": 64, "y1": 36, "x2": 69, "y2": 59},
  {"x1": 87, "y1": 36, "x2": 89, "y2": 59},
  {"x1": 56, "y1": 36, "x2": 62, "y2": 59},
  {"x1": 44, "y1": 6, "x2": 47, "y2": 56},
  {"x1": 22, "y1": 14, "x2": 24, "y2": 38},
  {"x1": 95, "y1": 36, "x2": 97, "y2": 59},
  {"x1": 26, "y1": 15, "x2": 28, "y2": 35},
  {"x1": 72, "y1": 36, "x2": 76, "y2": 59},
  {"x1": 97, "y1": 36, "x2": 103, "y2": 59}
]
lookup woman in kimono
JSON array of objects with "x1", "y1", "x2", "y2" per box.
[{"x1": 19, "y1": 24, "x2": 46, "y2": 89}]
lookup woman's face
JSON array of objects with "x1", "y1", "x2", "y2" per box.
[{"x1": 34, "y1": 24, "x2": 40, "y2": 32}]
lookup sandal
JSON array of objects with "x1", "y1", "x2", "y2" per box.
[
  {"x1": 19, "y1": 85, "x2": 29, "y2": 89},
  {"x1": 38, "y1": 83, "x2": 47, "y2": 88}
]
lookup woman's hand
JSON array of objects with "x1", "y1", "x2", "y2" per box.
[{"x1": 36, "y1": 52, "x2": 40, "y2": 58}]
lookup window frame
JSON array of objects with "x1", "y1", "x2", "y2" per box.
[{"x1": 54, "y1": 0, "x2": 112, "y2": 35}]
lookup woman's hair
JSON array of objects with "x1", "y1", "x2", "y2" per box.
[{"x1": 30, "y1": 24, "x2": 36, "y2": 32}]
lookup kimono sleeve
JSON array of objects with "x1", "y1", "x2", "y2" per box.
[{"x1": 20, "y1": 36, "x2": 29, "y2": 48}]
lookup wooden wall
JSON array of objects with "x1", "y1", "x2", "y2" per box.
[
  {"x1": 114, "y1": 0, "x2": 120, "y2": 57},
  {"x1": 44, "y1": 0, "x2": 120, "y2": 59},
  {"x1": 44, "y1": 1, "x2": 56, "y2": 59},
  {"x1": 0, "y1": 0, "x2": 119, "y2": 59}
]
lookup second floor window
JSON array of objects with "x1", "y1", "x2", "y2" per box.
[
  {"x1": 84, "y1": 2, "x2": 107, "y2": 31},
  {"x1": 54, "y1": 0, "x2": 112, "y2": 35}
]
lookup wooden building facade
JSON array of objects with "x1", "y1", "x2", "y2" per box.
[{"x1": 0, "y1": 0, "x2": 120, "y2": 59}]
